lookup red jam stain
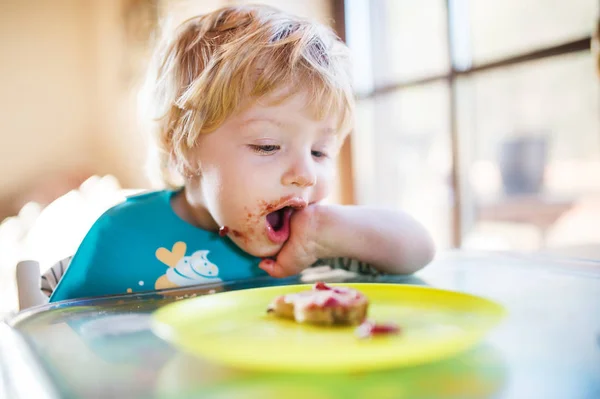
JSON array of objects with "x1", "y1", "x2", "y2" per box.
[
  {"x1": 314, "y1": 282, "x2": 331, "y2": 291},
  {"x1": 315, "y1": 282, "x2": 349, "y2": 295},
  {"x1": 220, "y1": 224, "x2": 247, "y2": 245},
  {"x1": 259, "y1": 195, "x2": 294, "y2": 216},
  {"x1": 264, "y1": 202, "x2": 278, "y2": 213},
  {"x1": 355, "y1": 321, "x2": 401, "y2": 339}
]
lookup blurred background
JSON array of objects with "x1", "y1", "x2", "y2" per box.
[{"x1": 1, "y1": 0, "x2": 599, "y2": 314}]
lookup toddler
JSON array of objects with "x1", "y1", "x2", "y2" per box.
[{"x1": 49, "y1": 5, "x2": 434, "y2": 302}]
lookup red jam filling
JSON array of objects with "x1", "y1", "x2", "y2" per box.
[
  {"x1": 314, "y1": 282, "x2": 358, "y2": 296},
  {"x1": 314, "y1": 282, "x2": 331, "y2": 291},
  {"x1": 218, "y1": 226, "x2": 229, "y2": 237},
  {"x1": 322, "y1": 297, "x2": 341, "y2": 307}
]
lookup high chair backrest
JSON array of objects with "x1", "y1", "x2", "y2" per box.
[
  {"x1": 15, "y1": 260, "x2": 48, "y2": 310},
  {"x1": 9, "y1": 175, "x2": 139, "y2": 312}
]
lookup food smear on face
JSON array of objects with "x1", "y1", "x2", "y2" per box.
[
  {"x1": 259, "y1": 196, "x2": 307, "y2": 216},
  {"x1": 231, "y1": 198, "x2": 307, "y2": 253},
  {"x1": 261, "y1": 196, "x2": 307, "y2": 244},
  {"x1": 218, "y1": 226, "x2": 229, "y2": 237}
]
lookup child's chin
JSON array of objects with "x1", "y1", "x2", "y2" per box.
[{"x1": 243, "y1": 242, "x2": 282, "y2": 258}]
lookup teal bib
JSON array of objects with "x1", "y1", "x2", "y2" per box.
[{"x1": 50, "y1": 190, "x2": 266, "y2": 302}]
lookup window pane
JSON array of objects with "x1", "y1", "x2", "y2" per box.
[
  {"x1": 467, "y1": 0, "x2": 597, "y2": 64},
  {"x1": 363, "y1": 0, "x2": 449, "y2": 88},
  {"x1": 456, "y1": 52, "x2": 600, "y2": 251},
  {"x1": 353, "y1": 82, "x2": 453, "y2": 248}
]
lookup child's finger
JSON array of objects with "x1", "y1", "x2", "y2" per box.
[{"x1": 259, "y1": 258, "x2": 287, "y2": 278}]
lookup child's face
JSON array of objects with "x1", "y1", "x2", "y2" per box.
[{"x1": 188, "y1": 90, "x2": 342, "y2": 258}]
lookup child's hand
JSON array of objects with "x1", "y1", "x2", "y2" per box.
[
  {"x1": 258, "y1": 205, "x2": 325, "y2": 278},
  {"x1": 259, "y1": 203, "x2": 435, "y2": 277}
]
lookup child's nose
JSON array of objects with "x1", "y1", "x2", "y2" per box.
[{"x1": 281, "y1": 156, "x2": 316, "y2": 188}]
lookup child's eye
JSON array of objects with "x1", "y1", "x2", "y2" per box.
[
  {"x1": 249, "y1": 144, "x2": 280, "y2": 155},
  {"x1": 311, "y1": 150, "x2": 328, "y2": 159}
]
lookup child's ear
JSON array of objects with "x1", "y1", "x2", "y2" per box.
[
  {"x1": 177, "y1": 164, "x2": 201, "y2": 179},
  {"x1": 172, "y1": 152, "x2": 201, "y2": 179}
]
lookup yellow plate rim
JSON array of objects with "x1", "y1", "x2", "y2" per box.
[{"x1": 152, "y1": 283, "x2": 506, "y2": 372}]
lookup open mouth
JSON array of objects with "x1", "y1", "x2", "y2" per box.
[
  {"x1": 263, "y1": 197, "x2": 307, "y2": 244},
  {"x1": 265, "y1": 206, "x2": 294, "y2": 244}
]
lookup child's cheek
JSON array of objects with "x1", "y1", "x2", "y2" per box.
[
  {"x1": 311, "y1": 183, "x2": 331, "y2": 204},
  {"x1": 231, "y1": 206, "x2": 263, "y2": 246}
]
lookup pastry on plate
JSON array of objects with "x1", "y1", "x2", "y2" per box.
[{"x1": 267, "y1": 282, "x2": 368, "y2": 326}]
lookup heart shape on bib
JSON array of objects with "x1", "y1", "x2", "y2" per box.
[{"x1": 156, "y1": 241, "x2": 187, "y2": 268}]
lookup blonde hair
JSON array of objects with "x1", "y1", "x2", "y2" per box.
[{"x1": 140, "y1": 5, "x2": 354, "y2": 188}]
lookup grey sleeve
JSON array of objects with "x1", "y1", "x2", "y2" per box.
[
  {"x1": 40, "y1": 256, "x2": 73, "y2": 297},
  {"x1": 312, "y1": 258, "x2": 381, "y2": 276}
]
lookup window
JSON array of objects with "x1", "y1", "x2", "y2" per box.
[
  {"x1": 353, "y1": 83, "x2": 454, "y2": 248},
  {"x1": 345, "y1": 0, "x2": 599, "y2": 251},
  {"x1": 467, "y1": 0, "x2": 596, "y2": 64}
]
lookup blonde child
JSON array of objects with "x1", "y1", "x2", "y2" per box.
[{"x1": 49, "y1": 5, "x2": 434, "y2": 302}]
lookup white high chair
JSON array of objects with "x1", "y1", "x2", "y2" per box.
[
  {"x1": 12, "y1": 175, "x2": 138, "y2": 311},
  {"x1": 15, "y1": 260, "x2": 48, "y2": 310}
]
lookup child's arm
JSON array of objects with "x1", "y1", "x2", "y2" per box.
[
  {"x1": 315, "y1": 204, "x2": 435, "y2": 273},
  {"x1": 259, "y1": 204, "x2": 435, "y2": 278}
]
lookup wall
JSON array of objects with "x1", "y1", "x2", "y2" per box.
[
  {"x1": 0, "y1": 1, "x2": 97, "y2": 207},
  {"x1": 88, "y1": 0, "x2": 152, "y2": 190},
  {"x1": 0, "y1": 0, "x2": 155, "y2": 220}
]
